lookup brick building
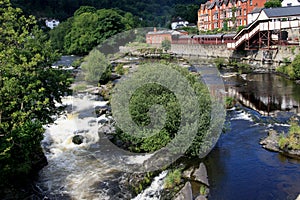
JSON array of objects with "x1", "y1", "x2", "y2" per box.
[
  {"x1": 198, "y1": 0, "x2": 267, "y2": 31},
  {"x1": 146, "y1": 28, "x2": 188, "y2": 44}
]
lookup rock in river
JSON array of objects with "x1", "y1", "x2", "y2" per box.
[{"x1": 72, "y1": 135, "x2": 84, "y2": 145}]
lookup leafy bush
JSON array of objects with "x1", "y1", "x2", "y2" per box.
[
  {"x1": 278, "y1": 119, "x2": 300, "y2": 150},
  {"x1": 112, "y1": 63, "x2": 214, "y2": 157},
  {"x1": 214, "y1": 57, "x2": 226, "y2": 68},
  {"x1": 164, "y1": 169, "x2": 182, "y2": 189},
  {"x1": 277, "y1": 53, "x2": 300, "y2": 79}
]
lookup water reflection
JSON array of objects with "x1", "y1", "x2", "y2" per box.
[{"x1": 224, "y1": 73, "x2": 300, "y2": 116}]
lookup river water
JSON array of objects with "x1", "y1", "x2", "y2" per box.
[
  {"x1": 36, "y1": 56, "x2": 300, "y2": 200},
  {"x1": 206, "y1": 73, "x2": 300, "y2": 200}
]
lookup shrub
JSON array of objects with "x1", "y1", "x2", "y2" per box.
[
  {"x1": 214, "y1": 57, "x2": 226, "y2": 68},
  {"x1": 278, "y1": 119, "x2": 300, "y2": 150},
  {"x1": 164, "y1": 169, "x2": 182, "y2": 189}
]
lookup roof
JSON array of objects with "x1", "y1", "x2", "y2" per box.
[
  {"x1": 263, "y1": 5, "x2": 300, "y2": 18},
  {"x1": 171, "y1": 17, "x2": 188, "y2": 23},
  {"x1": 147, "y1": 30, "x2": 185, "y2": 35},
  {"x1": 249, "y1": 7, "x2": 263, "y2": 14}
]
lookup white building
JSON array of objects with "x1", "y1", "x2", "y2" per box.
[
  {"x1": 171, "y1": 17, "x2": 189, "y2": 30},
  {"x1": 45, "y1": 19, "x2": 60, "y2": 29},
  {"x1": 247, "y1": 7, "x2": 263, "y2": 25},
  {"x1": 281, "y1": 0, "x2": 300, "y2": 7}
]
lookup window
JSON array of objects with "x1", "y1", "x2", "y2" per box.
[
  {"x1": 244, "y1": 9, "x2": 247, "y2": 16},
  {"x1": 250, "y1": 0, "x2": 252, "y2": 6}
]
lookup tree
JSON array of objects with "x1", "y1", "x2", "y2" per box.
[
  {"x1": 74, "y1": 5, "x2": 96, "y2": 16},
  {"x1": 112, "y1": 63, "x2": 213, "y2": 157},
  {"x1": 49, "y1": 17, "x2": 73, "y2": 53},
  {"x1": 81, "y1": 48, "x2": 111, "y2": 84},
  {"x1": 161, "y1": 39, "x2": 171, "y2": 52},
  {"x1": 0, "y1": 0, "x2": 72, "y2": 188},
  {"x1": 264, "y1": 0, "x2": 282, "y2": 8},
  {"x1": 63, "y1": 8, "x2": 134, "y2": 55}
]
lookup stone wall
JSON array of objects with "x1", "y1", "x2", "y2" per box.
[{"x1": 171, "y1": 43, "x2": 300, "y2": 70}]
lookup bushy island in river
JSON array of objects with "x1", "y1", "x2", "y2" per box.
[
  {"x1": 261, "y1": 118, "x2": 300, "y2": 159},
  {"x1": 76, "y1": 44, "x2": 219, "y2": 199}
]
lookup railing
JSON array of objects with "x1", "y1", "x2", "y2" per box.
[{"x1": 228, "y1": 19, "x2": 300, "y2": 49}]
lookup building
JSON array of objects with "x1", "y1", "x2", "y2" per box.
[
  {"x1": 228, "y1": 5, "x2": 300, "y2": 50},
  {"x1": 281, "y1": 0, "x2": 300, "y2": 7},
  {"x1": 198, "y1": 0, "x2": 267, "y2": 31},
  {"x1": 171, "y1": 17, "x2": 189, "y2": 30},
  {"x1": 146, "y1": 28, "x2": 188, "y2": 45},
  {"x1": 247, "y1": 7, "x2": 263, "y2": 25},
  {"x1": 45, "y1": 19, "x2": 60, "y2": 29}
]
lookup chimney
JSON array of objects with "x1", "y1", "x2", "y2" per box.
[{"x1": 154, "y1": 27, "x2": 157, "y2": 32}]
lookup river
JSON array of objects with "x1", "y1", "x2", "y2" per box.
[
  {"x1": 206, "y1": 73, "x2": 300, "y2": 200},
  {"x1": 35, "y1": 56, "x2": 300, "y2": 199}
]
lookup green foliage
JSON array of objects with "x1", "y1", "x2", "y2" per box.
[
  {"x1": 81, "y1": 48, "x2": 111, "y2": 84},
  {"x1": 74, "y1": 6, "x2": 96, "y2": 17},
  {"x1": 113, "y1": 63, "x2": 212, "y2": 157},
  {"x1": 49, "y1": 17, "x2": 73, "y2": 53},
  {"x1": 50, "y1": 8, "x2": 136, "y2": 55},
  {"x1": 72, "y1": 83, "x2": 87, "y2": 92},
  {"x1": 214, "y1": 57, "x2": 226, "y2": 68},
  {"x1": 12, "y1": 0, "x2": 203, "y2": 27},
  {"x1": 180, "y1": 26, "x2": 199, "y2": 34},
  {"x1": 264, "y1": 0, "x2": 282, "y2": 8},
  {"x1": 278, "y1": 119, "x2": 300, "y2": 150},
  {"x1": 237, "y1": 25, "x2": 245, "y2": 32},
  {"x1": 200, "y1": 185, "x2": 207, "y2": 195},
  {"x1": 115, "y1": 63, "x2": 127, "y2": 75},
  {"x1": 0, "y1": 0, "x2": 72, "y2": 185},
  {"x1": 161, "y1": 39, "x2": 171, "y2": 52},
  {"x1": 225, "y1": 96, "x2": 235, "y2": 109},
  {"x1": 164, "y1": 169, "x2": 182, "y2": 189},
  {"x1": 172, "y1": 4, "x2": 200, "y2": 23},
  {"x1": 277, "y1": 53, "x2": 300, "y2": 79}
]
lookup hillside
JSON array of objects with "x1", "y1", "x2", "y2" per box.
[{"x1": 11, "y1": 0, "x2": 206, "y2": 27}]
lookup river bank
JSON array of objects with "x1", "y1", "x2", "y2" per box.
[{"x1": 9, "y1": 54, "x2": 299, "y2": 200}]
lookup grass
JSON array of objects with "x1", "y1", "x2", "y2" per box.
[
  {"x1": 278, "y1": 119, "x2": 300, "y2": 150},
  {"x1": 164, "y1": 169, "x2": 182, "y2": 189},
  {"x1": 72, "y1": 83, "x2": 87, "y2": 92}
]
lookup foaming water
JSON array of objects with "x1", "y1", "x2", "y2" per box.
[
  {"x1": 132, "y1": 171, "x2": 168, "y2": 200},
  {"x1": 37, "y1": 95, "x2": 118, "y2": 199}
]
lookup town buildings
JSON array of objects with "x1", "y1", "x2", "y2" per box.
[
  {"x1": 198, "y1": 0, "x2": 267, "y2": 31},
  {"x1": 146, "y1": 28, "x2": 188, "y2": 45}
]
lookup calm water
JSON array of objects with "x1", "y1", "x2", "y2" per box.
[{"x1": 207, "y1": 73, "x2": 300, "y2": 200}]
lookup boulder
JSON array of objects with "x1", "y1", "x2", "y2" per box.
[
  {"x1": 173, "y1": 182, "x2": 193, "y2": 200},
  {"x1": 72, "y1": 135, "x2": 84, "y2": 145},
  {"x1": 193, "y1": 163, "x2": 209, "y2": 186},
  {"x1": 195, "y1": 195, "x2": 207, "y2": 200},
  {"x1": 182, "y1": 167, "x2": 194, "y2": 179}
]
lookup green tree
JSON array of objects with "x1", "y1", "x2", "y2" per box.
[
  {"x1": 0, "y1": 0, "x2": 72, "y2": 187},
  {"x1": 264, "y1": 0, "x2": 282, "y2": 8},
  {"x1": 49, "y1": 17, "x2": 73, "y2": 53},
  {"x1": 161, "y1": 39, "x2": 171, "y2": 52},
  {"x1": 74, "y1": 5, "x2": 96, "y2": 16},
  {"x1": 113, "y1": 63, "x2": 212, "y2": 157},
  {"x1": 64, "y1": 8, "x2": 133, "y2": 55},
  {"x1": 81, "y1": 48, "x2": 111, "y2": 84}
]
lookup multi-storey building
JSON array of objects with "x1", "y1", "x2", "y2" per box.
[{"x1": 198, "y1": 0, "x2": 267, "y2": 31}]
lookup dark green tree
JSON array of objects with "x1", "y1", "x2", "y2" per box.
[
  {"x1": 74, "y1": 5, "x2": 97, "y2": 16},
  {"x1": 63, "y1": 8, "x2": 135, "y2": 55},
  {"x1": 264, "y1": 0, "x2": 282, "y2": 8},
  {"x1": 0, "y1": 0, "x2": 72, "y2": 187}
]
